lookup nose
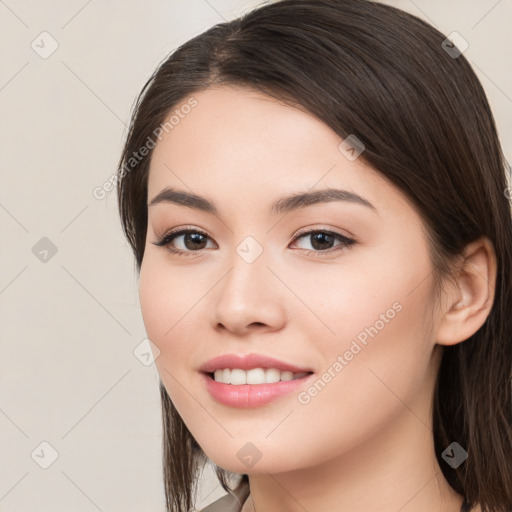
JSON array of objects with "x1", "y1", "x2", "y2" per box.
[{"x1": 212, "y1": 246, "x2": 287, "y2": 336}]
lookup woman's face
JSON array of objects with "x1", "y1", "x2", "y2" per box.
[{"x1": 139, "y1": 85, "x2": 443, "y2": 474}]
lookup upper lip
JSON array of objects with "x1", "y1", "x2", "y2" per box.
[{"x1": 199, "y1": 353, "x2": 314, "y2": 374}]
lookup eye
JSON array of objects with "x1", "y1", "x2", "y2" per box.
[
  {"x1": 152, "y1": 227, "x2": 216, "y2": 257},
  {"x1": 290, "y1": 229, "x2": 355, "y2": 257},
  {"x1": 152, "y1": 226, "x2": 355, "y2": 258}
]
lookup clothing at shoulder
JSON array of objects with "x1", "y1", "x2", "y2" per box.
[{"x1": 198, "y1": 480, "x2": 250, "y2": 512}]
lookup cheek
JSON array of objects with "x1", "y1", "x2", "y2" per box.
[
  {"x1": 138, "y1": 254, "x2": 204, "y2": 420},
  {"x1": 138, "y1": 253, "x2": 198, "y2": 372},
  {"x1": 138, "y1": 255, "x2": 169, "y2": 344},
  {"x1": 139, "y1": 251, "x2": 203, "y2": 340},
  {"x1": 285, "y1": 237, "x2": 436, "y2": 408},
  {"x1": 278, "y1": 235, "x2": 433, "y2": 355}
]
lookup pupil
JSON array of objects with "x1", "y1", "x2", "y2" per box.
[
  {"x1": 185, "y1": 233, "x2": 207, "y2": 250},
  {"x1": 311, "y1": 232, "x2": 333, "y2": 250}
]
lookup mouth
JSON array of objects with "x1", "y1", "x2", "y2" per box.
[{"x1": 200, "y1": 369, "x2": 316, "y2": 408}]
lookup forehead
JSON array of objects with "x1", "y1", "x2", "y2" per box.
[
  {"x1": 149, "y1": 84, "x2": 344, "y2": 178},
  {"x1": 146, "y1": 85, "x2": 413, "y2": 222}
]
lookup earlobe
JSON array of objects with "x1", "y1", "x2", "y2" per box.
[{"x1": 435, "y1": 237, "x2": 497, "y2": 347}]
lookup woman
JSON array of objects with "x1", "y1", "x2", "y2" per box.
[{"x1": 116, "y1": 1, "x2": 512, "y2": 511}]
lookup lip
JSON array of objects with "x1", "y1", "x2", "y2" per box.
[
  {"x1": 198, "y1": 353, "x2": 314, "y2": 374},
  {"x1": 201, "y1": 372, "x2": 315, "y2": 408}
]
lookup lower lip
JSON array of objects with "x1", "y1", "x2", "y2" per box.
[{"x1": 201, "y1": 372, "x2": 315, "y2": 408}]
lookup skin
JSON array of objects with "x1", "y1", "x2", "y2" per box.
[{"x1": 139, "y1": 85, "x2": 495, "y2": 512}]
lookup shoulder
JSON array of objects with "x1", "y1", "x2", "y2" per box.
[{"x1": 198, "y1": 480, "x2": 250, "y2": 512}]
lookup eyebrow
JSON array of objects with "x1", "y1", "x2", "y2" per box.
[{"x1": 148, "y1": 187, "x2": 377, "y2": 215}]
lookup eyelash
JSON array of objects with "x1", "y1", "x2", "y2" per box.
[{"x1": 152, "y1": 226, "x2": 356, "y2": 258}]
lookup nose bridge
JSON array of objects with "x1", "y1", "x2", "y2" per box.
[
  {"x1": 213, "y1": 233, "x2": 284, "y2": 332},
  {"x1": 221, "y1": 233, "x2": 269, "y2": 300}
]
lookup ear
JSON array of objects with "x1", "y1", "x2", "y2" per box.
[{"x1": 435, "y1": 236, "x2": 497, "y2": 346}]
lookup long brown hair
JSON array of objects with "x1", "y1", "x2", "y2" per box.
[{"x1": 116, "y1": 1, "x2": 512, "y2": 510}]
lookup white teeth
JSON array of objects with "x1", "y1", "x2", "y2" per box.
[{"x1": 212, "y1": 368, "x2": 310, "y2": 385}]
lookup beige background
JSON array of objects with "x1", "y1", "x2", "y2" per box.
[{"x1": 0, "y1": 1, "x2": 510, "y2": 511}]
